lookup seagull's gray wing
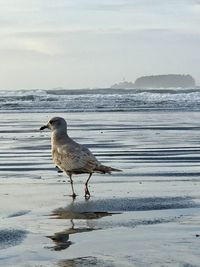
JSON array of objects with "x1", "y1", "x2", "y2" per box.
[{"x1": 52, "y1": 142, "x2": 99, "y2": 173}]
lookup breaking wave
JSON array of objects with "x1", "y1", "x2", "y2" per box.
[{"x1": 0, "y1": 88, "x2": 200, "y2": 112}]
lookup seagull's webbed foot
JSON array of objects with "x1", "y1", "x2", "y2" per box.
[
  {"x1": 84, "y1": 186, "x2": 91, "y2": 200},
  {"x1": 70, "y1": 193, "x2": 77, "y2": 199}
]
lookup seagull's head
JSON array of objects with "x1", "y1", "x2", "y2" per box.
[{"x1": 40, "y1": 117, "x2": 67, "y2": 132}]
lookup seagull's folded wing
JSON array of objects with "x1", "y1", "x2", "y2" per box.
[{"x1": 53, "y1": 143, "x2": 99, "y2": 172}]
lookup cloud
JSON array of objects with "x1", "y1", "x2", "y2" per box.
[
  {"x1": 0, "y1": 0, "x2": 199, "y2": 89},
  {"x1": 0, "y1": 0, "x2": 199, "y2": 35}
]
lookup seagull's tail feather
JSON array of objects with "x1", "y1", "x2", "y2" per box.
[{"x1": 94, "y1": 164, "x2": 122, "y2": 174}]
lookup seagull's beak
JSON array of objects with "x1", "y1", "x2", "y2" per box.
[{"x1": 40, "y1": 124, "x2": 48, "y2": 131}]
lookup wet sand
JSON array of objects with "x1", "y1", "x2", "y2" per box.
[{"x1": 0, "y1": 112, "x2": 200, "y2": 266}]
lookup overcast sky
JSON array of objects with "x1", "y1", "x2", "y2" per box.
[{"x1": 0, "y1": 0, "x2": 200, "y2": 89}]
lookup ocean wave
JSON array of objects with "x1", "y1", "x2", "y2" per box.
[{"x1": 0, "y1": 88, "x2": 200, "y2": 112}]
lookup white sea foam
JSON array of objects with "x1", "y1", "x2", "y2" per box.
[{"x1": 0, "y1": 88, "x2": 200, "y2": 112}]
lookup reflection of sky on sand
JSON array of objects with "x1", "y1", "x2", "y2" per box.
[{"x1": 0, "y1": 229, "x2": 27, "y2": 250}]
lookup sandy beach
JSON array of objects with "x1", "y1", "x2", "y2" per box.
[{"x1": 0, "y1": 111, "x2": 200, "y2": 266}]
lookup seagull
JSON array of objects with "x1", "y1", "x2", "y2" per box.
[{"x1": 40, "y1": 117, "x2": 122, "y2": 199}]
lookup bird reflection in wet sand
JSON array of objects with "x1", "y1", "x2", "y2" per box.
[
  {"x1": 58, "y1": 256, "x2": 111, "y2": 267},
  {"x1": 47, "y1": 219, "x2": 95, "y2": 251},
  {"x1": 40, "y1": 117, "x2": 122, "y2": 199},
  {"x1": 48, "y1": 203, "x2": 114, "y2": 251}
]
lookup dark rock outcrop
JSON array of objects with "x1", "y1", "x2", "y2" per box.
[{"x1": 134, "y1": 74, "x2": 195, "y2": 88}]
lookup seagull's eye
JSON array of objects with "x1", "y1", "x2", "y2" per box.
[{"x1": 49, "y1": 120, "x2": 54, "y2": 124}]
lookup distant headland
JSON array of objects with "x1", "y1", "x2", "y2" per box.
[{"x1": 111, "y1": 74, "x2": 196, "y2": 89}]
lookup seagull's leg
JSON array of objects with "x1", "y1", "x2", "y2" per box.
[
  {"x1": 69, "y1": 174, "x2": 76, "y2": 199},
  {"x1": 85, "y1": 173, "x2": 92, "y2": 199}
]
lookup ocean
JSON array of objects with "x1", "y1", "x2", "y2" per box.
[
  {"x1": 0, "y1": 88, "x2": 200, "y2": 266},
  {"x1": 0, "y1": 87, "x2": 200, "y2": 112}
]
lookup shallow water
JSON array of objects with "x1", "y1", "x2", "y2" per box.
[{"x1": 0, "y1": 111, "x2": 200, "y2": 266}]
